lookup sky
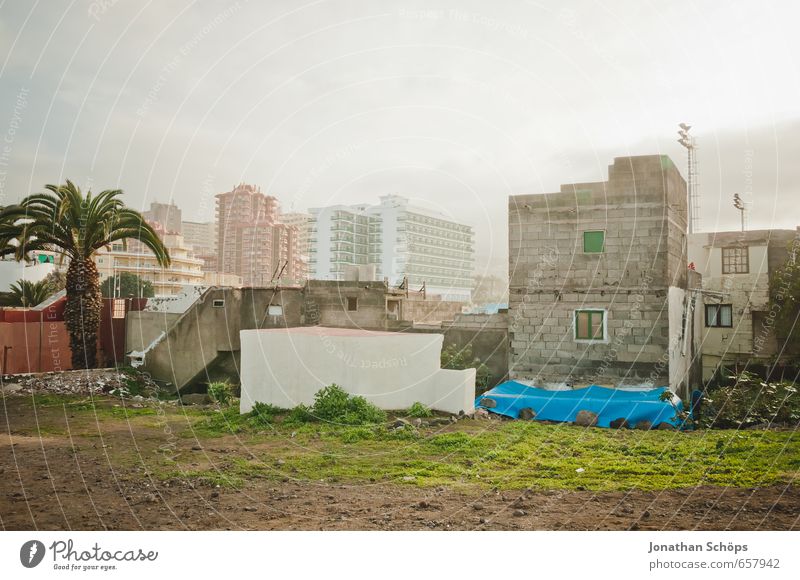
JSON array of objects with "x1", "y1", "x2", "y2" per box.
[{"x1": 0, "y1": 0, "x2": 798, "y2": 277}]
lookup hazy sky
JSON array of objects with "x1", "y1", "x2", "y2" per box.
[{"x1": 1, "y1": 0, "x2": 798, "y2": 277}]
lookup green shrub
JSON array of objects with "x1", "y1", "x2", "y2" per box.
[
  {"x1": 287, "y1": 384, "x2": 386, "y2": 426},
  {"x1": 207, "y1": 381, "x2": 233, "y2": 406},
  {"x1": 701, "y1": 372, "x2": 800, "y2": 428},
  {"x1": 441, "y1": 343, "x2": 492, "y2": 394},
  {"x1": 284, "y1": 404, "x2": 314, "y2": 425},
  {"x1": 249, "y1": 402, "x2": 284, "y2": 426},
  {"x1": 407, "y1": 402, "x2": 433, "y2": 418}
]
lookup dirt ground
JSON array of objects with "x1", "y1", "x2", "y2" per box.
[{"x1": 1, "y1": 396, "x2": 798, "y2": 531}]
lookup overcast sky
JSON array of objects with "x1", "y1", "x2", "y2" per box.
[{"x1": 1, "y1": 0, "x2": 798, "y2": 277}]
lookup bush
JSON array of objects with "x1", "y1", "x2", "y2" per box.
[
  {"x1": 407, "y1": 402, "x2": 433, "y2": 418},
  {"x1": 701, "y1": 372, "x2": 800, "y2": 428},
  {"x1": 441, "y1": 343, "x2": 492, "y2": 394},
  {"x1": 207, "y1": 381, "x2": 233, "y2": 406},
  {"x1": 288, "y1": 384, "x2": 386, "y2": 426},
  {"x1": 249, "y1": 402, "x2": 284, "y2": 426}
]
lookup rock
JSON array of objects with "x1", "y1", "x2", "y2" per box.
[
  {"x1": 243, "y1": 506, "x2": 258, "y2": 512},
  {"x1": 642, "y1": 510, "x2": 651, "y2": 519},
  {"x1": 0, "y1": 383, "x2": 23, "y2": 394},
  {"x1": 144, "y1": 493, "x2": 158, "y2": 503},
  {"x1": 181, "y1": 394, "x2": 209, "y2": 405},
  {"x1": 610, "y1": 418, "x2": 629, "y2": 429},
  {"x1": 635, "y1": 421, "x2": 652, "y2": 431},
  {"x1": 191, "y1": 445, "x2": 203, "y2": 451},
  {"x1": 474, "y1": 408, "x2": 490, "y2": 419},
  {"x1": 417, "y1": 501, "x2": 430, "y2": 509},
  {"x1": 411, "y1": 418, "x2": 422, "y2": 427},
  {"x1": 472, "y1": 502, "x2": 484, "y2": 511},
  {"x1": 391, "y1": 418, "x2": 411, "y2": 429},
  {"x1": 479, "y1": 397, "x2": 497, "y2": 409},
  {"x1": 657, "y1": 422, "x2": 675, "y2": 430},
  {"x1": 276, "y1": 459, "x2": 285, "y2": 466},
  {"x1": 518, "y1": 407, "x2": 536, "y2": 420},
  {"x1": 401, "y1": 476, "x2": 416, "y2": 482},
  {"x1": 575, "y1": 410, "x2": 598, "y2": 427},
  {"x1": 513, "y1": 509, "x2": 526, "y2": 517}
]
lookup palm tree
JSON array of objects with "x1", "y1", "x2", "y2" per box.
[
  {"x1": 0, "y1": 181, "x2": 170, "y2": 368},
  {"x1": 0, "y1": 279, "x2": 54, "y2": 307}
]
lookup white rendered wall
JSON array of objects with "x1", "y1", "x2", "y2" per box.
[{"x1": 239, "y1": 327, "x2": 476, "y2": 415}]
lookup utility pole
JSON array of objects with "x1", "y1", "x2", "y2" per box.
[
  {"x1": 733, "y1": 193, "x2": 746, "y2": 232},
  {"x1": 677, "y1": 123, "x2": 700, "y2": 234}
]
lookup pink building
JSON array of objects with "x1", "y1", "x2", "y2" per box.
[{"x1": 215, "y1": 184, "x2": 302, "y2": 286}]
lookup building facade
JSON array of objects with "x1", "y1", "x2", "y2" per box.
[
  {"x1": 689, "y1": 228, "x2": 799, "y2": 380},
  {"x1": 215, "y1": 184, "x2": 302, "y2": 286},
  {"x1": 279, "y1": 211, "x2": 313, "y2": 281},
  {"x1": 182, "y1": 220, "x2": 217, "y2": 273},
  {"x1": 309, "y1": 204, "x2": 382, "y2": 282},
  {"x1": 143, "y1": 201, "x2": 182, "y2": 234},
  {"x1": 94, "y1": 231, "x2": 205, "y2": 296},
  {"x1": 310, "y1": 195, "x2": 474, "y2": 301},
  {"x1": 508, "y1": 155, "x2": 701, "y2": 395}
]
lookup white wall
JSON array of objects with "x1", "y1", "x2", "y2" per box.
[
  {"x1": 0, "y1": 259, "x2": 55, "y2": 292},
  {"x1": 667, "y1": 286, "x2": 691, "y2": 396},
  {"x1": 239, "y1": 327, "x2": 476, "y2": 415}
]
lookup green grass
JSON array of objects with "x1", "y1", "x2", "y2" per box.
[
  {"x1": 162, "y1": 418, "x2": 800, "y2": 491},
  {"x1": 12, "y1": 395, "x2": 800, "y2": 492}
]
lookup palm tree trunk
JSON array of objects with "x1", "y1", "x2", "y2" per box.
[{"x1": 64, "y1": 258, "x2": 102, "y2": 369}]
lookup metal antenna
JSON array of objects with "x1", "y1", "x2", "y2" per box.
[{"x1": 677, "y1": 123, "x2": 701, "y2": 234}]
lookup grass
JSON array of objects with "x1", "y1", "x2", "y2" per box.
[{"x1": 8, "y1": 395, "x2": 800, "y2": 492}]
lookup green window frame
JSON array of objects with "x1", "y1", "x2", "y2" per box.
[
  {"x1": 575, "y1": 309, "x2": 605, "y2": 340},
  {"x1": 583, "y1": 230, "x2": 605, "y2": 253}
]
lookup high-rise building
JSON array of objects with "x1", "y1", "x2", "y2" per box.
[
  {"x1": 181, "y1": 220, "x2": 217, "y2": 271},
  {"x1": 143, "y1": 201, "x2": 182, "y2": 234},
  {"x1": 310, "y1": 195, "x2": 474, "y2": 301},
  {"x1": 215, "y1": 184, "x2": 302, "y2": 286},
  {"x1": 309, "y1": 204, "x2": 381, "y2": 282},
  {"x1": 279, "y1": 212, "x2": 313, "y2": 280}
]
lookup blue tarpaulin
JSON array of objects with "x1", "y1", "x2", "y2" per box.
[{"x1": 475, "y1": 381, "x2": 683, "y2": 428}]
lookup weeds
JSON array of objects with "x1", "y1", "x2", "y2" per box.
[
  {"x1": 208, "y1": 381, "x2": 234, "y2": 406},
  {"x1": 407, "y1": 402, "x2": 433, "y2": 418}
]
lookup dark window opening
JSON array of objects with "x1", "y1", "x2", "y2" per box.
[{"x1": 705, "y1": 304, "x2": 732, "y2": 327}]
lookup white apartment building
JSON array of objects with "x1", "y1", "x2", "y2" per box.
[
  {"x1": 94, "y1": 232, "x2": 205, "y2": 296},
  {"x1": 310, "y1": 195, "x2": 474, "y2": 301}
]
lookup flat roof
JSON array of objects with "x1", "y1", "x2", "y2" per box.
[{"x1": 244, "y1": 326, "x2": 410, "y2": 338}]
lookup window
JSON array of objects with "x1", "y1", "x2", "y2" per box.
[
  {"x1": 346, "y1": 297, "x2": 358, "y2": 311},
  {"x1": 583, "y1": 230, "x2": 605, "y2": 253},
  {"x1": 722, "y1": 246, "x2": 749, "y2": 274},
  {"x1": 705, "y1": 304, "x2": 732, "y2": 328},
  {"x1": 212, "y1": 299, "x2": 225, "y2": 308},
  {"x1": 111, "y1": 299, "x2": 125, "y2": 319},
  {"x1": 267, "y1": 304, "x2": 283, "y2": 316},
  {"x1": 575, "y1": 310, "x2": 605, "y2": 340}
]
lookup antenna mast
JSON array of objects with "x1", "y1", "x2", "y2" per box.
[{"x1": 677, "y1": 123, "x2": 700, "y2": 234}]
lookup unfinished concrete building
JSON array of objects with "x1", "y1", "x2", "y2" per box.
[
  {"x1": 127, "y1": 281, "x2": 469, "y2": 391},
  {"x1": 509, "y1": 155, "x2": 701, "y2": 395},
  {"x1": 689, "y1": 228, "x2": 799, "y2": 380}
]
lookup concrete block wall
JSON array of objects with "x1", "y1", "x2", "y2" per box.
[{"x1": 508, "y1": 155, "x2": 690, "y2": 389}]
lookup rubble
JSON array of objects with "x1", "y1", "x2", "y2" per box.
[{"x1": 0, "y1": 368, "x2": 161, "y2": 399}]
